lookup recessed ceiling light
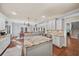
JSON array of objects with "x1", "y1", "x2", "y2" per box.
[
  {"x1": 12, "y1": 11, "x2": 16, "y2": 15},
  {"x1": 42, "y1": 16, "x2": 46, "y2": 18}
]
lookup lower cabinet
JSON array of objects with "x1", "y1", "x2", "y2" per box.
[
  {"x1": 0, "y1": 35, "x2": 10, "y2": 55},
  {"x1": 53, "y1": 35, "x2": 64, "y2": 48},
  {"x1": 24, "y1": 41, "x2": 52, "y2": 56}
]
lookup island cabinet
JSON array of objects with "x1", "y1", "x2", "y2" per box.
[
  {"x1": 53, "y1": 35, "x2": 64, "y2": 48},
  {"x1": 24, "y1": 36, "x2": 52, "y2": 56},
  {"x1": 0, "y1": 34, "x2": 10, "y2": 55}
]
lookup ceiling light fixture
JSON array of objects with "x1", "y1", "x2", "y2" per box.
[
  {"x1": 12, "y1": 11, "x2": 16, "y2": 15},
  {"x1": 42, "y1": 16, "x2": 46, "y2": 18},
  {"x1": 27, "y1": 17, "x2": 30, "y2": 26}
]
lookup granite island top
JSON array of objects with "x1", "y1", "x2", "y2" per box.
[{"x1": 24, "y1": 36, "x2": 52, "y2": 48}]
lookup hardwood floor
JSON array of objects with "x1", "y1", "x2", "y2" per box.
[{"x1": 53, "y1": 38, "x2": 79, "y2": 56}]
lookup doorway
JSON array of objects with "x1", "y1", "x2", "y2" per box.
[
  {"x1": 71, "y1": 22, "x2": 79, "y2": 39},
  {"x1": 66, "y1": 23, "x2": 71, "y2": 47}
]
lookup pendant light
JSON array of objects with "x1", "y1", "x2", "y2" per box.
[{"x1": 27, "y1": 17, "x2": 30, "y2": 26}]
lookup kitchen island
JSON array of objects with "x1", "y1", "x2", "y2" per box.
[{"x1": 24, "y1": 35, "x2": 52, "y2": 56}]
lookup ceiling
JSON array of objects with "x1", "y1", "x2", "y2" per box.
[{"x1": 0, "y1": 3, "x2": 79, "y2": 23}]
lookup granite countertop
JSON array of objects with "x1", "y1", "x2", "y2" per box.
[
  {"x1": 48, "y1": 31, "x2": 64, "y2": 37},
  {"x1": 0, "y1": 34, "x2": 9, "y2": 41},
  {"x1": 54, "y1": 33, "x2": 64, "y2": 37},
  {"x1": 0, "y1": 35, "x2": 6, "y2": 41},
  {"x1": 24, "y1": 32, "x2": 32, "y2": 35},
  {"x1": 48, "y1": 31, "x2": 57, "y2": 36},
  {"x1": 24, "y1": 36, "x2": 52, "y2": 48}
]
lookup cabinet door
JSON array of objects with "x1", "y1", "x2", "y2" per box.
[
  {"x1": 55, "y1": 37, "x2": 60, "y2": 47},
  {"x1": 53, "y1": 36, "x2": 58, "y2": 46},
  {"x1": 0, "y1": 38, "x2": 6, "y2": 55},
  {"x1": 56, "y1": 19, "x2": 63, "y2": 30},
  {"x1": 0, "y1": 17, "x2": 5, "y2": 30},
  {"x1": 60, "y1": 37, "x2": 64, "y2": 48},
  {"x1": 53, "y1": 37, "x2": 55, "y2": 44},
  {"x1": 53, "y1": 36, "x2": 56, "y2": 45},
  {"x1": 53, "y1": 36, "x2": 61, "y2": 48}
]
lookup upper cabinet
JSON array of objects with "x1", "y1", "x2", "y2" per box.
[
  {"x1": 0, "y1": 13, "x2": 6, "y2": 31},
  {"x1": 56, "y1": 19, "x2": 64, "y2": 30},
  {"x1": 52, "y1": 20, "x2": 55, "y2": 30}
]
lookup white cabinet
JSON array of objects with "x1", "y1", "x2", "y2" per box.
[
  {"x1": 56, "y1": 19, "x2": 64, "y2": 30},
  {"x1": 0, "y1": 19, "x2": 5, "y2": 30},
  {"x1": 24, "y1": 41, "x2": 52, "y2": 56},
  {"x1": 56, "y1": 19, "x2": 62, "y2": 30},
  {"x1": 0, "y1": 35, "x2": 10, "y2": 55},
  {"x1": 53, "y1": 36, "x2": 64, "y2": 48},
  {"x1": 52, "y1": 20, "x2": 55, "y2": 30},
  {"x1": 0, "y1": 13, "x2": 5, "y2": 30}
]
